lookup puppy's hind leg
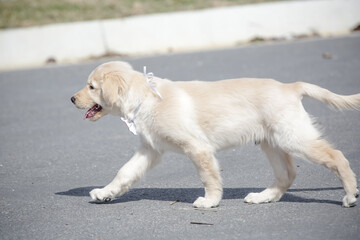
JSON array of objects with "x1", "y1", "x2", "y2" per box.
[
  {"x1": 187, "y1": 146, "x2": 223, "y2": 208},
  {"x1": 244, "y1": 141, "x2": 296, "y2": 204},
  {"x1": 301, "y1": 140, "x2": 358, "y2": 207},
  {"x1": 90, "y1": 145, "x2": 161, "y2": 202}
]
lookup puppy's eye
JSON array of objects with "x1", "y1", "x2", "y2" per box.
[{"x1": 89, "y1": 85, "x2": 94, "y2": 90}]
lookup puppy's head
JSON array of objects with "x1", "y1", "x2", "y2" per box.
[{"x1": 71, "y1": 61, "x2": 133, "y2": 121}]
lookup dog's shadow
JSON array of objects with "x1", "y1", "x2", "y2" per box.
[{"x1": 55, "y1": 186, "x2": 344, "y2": 206}]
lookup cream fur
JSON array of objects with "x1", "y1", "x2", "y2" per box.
[{"x1": 71, "y1": 61, "x2": 359, "y2": 208}]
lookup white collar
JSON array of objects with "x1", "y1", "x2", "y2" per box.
[
  {"x1": 143, "y1": 66, "x2": 163, "y2": 99},
  {"x1": 121, "y1": 103, "x2": 141, "y2": 135},
  {"x1": 121, "y1": 66, "x2": 162, "y2": 135}
]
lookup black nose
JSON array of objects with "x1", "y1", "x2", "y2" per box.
[{"x1": 71, "y1": 96, "x2": 76, "y2": 104}]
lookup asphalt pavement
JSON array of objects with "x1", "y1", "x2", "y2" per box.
[{"x1": 1, "y1": 34, "x2": 360, "y2": 240}]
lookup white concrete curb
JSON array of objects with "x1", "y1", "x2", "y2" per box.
[{"x1": 0, "y1": 0, "x2": 359, "y2": 70}]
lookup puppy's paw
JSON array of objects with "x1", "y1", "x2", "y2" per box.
[
  {"x1": 89, "y1": 188, "x2": 115, "y2": 203},
  {"x1": 244, "y1": 192, "x2": 280, "y2": 204},
  {"x1": 342, "y1": 194, "x2": 356, "y2": 208},
  {"x1": 244, "y1": 192, "x2": 266, "y2": 204},
  {"x1": 193, "y1": 197, "x2": 219, "y2": 208}
]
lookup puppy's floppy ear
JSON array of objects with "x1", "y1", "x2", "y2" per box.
[{"x1": 102, "y1": 71, "x2": 125, "y2": 107}]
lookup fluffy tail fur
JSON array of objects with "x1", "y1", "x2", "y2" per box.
[{"x1": 297, "y1": 82, "x2": 360, "y2": 111}]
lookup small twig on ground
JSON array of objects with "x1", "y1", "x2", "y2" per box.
[
  {"x1": 190, "y1": 222, "x2": 214, "y2": 226},
  {"x1": 170, "y1": 200, "x2": 179, "y2": 205}
]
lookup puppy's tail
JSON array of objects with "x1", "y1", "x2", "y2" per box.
[{"x1": 297, "y1": 82, "x2": 360, "y2": 111}]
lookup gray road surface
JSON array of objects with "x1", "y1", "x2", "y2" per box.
[{"x1": 1, "y1": 34, "x2": 360, "y2": 240}]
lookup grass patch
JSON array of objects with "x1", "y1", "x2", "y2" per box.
[{"x1": 0, "y1": 0, "x2": 287, "y2": 29}]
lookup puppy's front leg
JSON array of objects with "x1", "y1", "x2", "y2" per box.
[
  {"x1": 188, "y1": 149, "x2": 223, "y2": 208},
  {"x1": 90, "y1": 146, "x2": 161, "y2": 202}
]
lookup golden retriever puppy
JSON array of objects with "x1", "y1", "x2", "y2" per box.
[{"x1": 71, "y1": 61, "x2": 359, "y2": 208}]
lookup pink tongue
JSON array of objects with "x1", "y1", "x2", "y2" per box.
[{"x1": 84, "y1": 104, "x2": 102, "y2": 119}]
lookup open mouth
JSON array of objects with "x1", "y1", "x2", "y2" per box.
[{"x1": 84, "y1": 104, "x2": 102, "y2": 119}]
